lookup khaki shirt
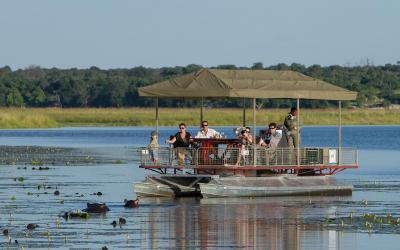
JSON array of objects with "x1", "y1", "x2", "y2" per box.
[{"x1": 284, "y1": 113, "x2": 298, "y2": 131}]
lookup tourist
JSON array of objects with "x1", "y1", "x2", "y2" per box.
[
  {"x1": 236, "y1": 129, "x2": 252, "y2": 165},
  {"x1": 283, "y1": 107, "x2": 300, "y2": 148},
  {"x1": 244, "y1": 126, "x2": 253, "y2": 144},
  {"x1": 166, "y1": 123, "x2": 192, "y2": 165},
  {"x1": 195, "y1": 120, "x2": 220, "y2": 138},
  {"x1": 148, "y1": 130, "x2": 159, "y2": 164},
  {"x1": 262, "y1": 123, "x2": 282, "y2": 149}
]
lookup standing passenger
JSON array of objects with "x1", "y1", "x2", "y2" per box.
[
  {"x1": 244, "y1": 127, "x2": 253, "y2": 144},
  {"x1": 283, "y1": 107, "x2": 300, "y2": 148},
  {"x1": 166, "y1": 123, "x2": 192, "y2": 165},
  {"x1": 148, "y1": 131, "x2": 159, "y2": 164},
  {"x1": 236, "y1": 129, "x2": 252, "y2": 165}
]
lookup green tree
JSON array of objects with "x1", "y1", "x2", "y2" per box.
[
  {"x1": 31, "y1": 86, "x2": 46, "y2": 106},
  {"x1": 251, "y1": 62, "x2": 263, "y2": 69},
  {"x1": 7, "y1": 88, "x2": 24, "y2": 107}
]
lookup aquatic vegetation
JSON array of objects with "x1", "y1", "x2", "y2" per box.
[
  {"x1": 62, "y1": 211, "x2": 90, "y2": 220},
  {"x1": 17, "y1": 177, "x2": 24, "y2": 182},
  {"x1": 361, "y1": 199, "x2": 368, "y2": 206},
  {"x1": 10, "y1": 195, "x2": 16, "y2": 201},
  {"x1": 31, "y1": 159, "x2": 44, "y2": 166},
  {"x1": 0, "y1": 146, "x2": 130, "y2": 166},
  {"x1": 365, "y1": 221, "x2": 373, "y2": 232}
]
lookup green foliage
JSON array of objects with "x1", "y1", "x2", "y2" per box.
[
  {"x1": 31, "y1": 159, "x2": 44, "y2": 166},
  {"x1": 0, "y1": 63, "x2": 399, "y2": 108},
  {"x1": 7, "y1": 88, "x2": 24, "y2": 107}
]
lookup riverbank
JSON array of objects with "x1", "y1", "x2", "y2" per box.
[{"x1": 1, "y1": 107, "x2": 399, "y2": 129}]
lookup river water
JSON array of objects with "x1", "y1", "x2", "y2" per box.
[{"x1": 0, "y1": 126, "x2": 399, "y2": 249}]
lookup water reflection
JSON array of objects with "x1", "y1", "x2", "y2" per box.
[{"x1": 139, "y1": 196, "x2": 350, "y2": 249}]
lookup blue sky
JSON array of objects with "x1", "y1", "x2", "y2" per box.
[{"x1": 1, "y1": 0, "x2": 399, "y2": 69}]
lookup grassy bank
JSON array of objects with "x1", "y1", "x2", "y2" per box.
[{"x1": 0, "y1": 108, "x2": 399, "y2": 129}]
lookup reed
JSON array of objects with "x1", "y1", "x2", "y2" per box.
[{"x1": 0, "y1": 107, "x2": 399, "y2": 128}]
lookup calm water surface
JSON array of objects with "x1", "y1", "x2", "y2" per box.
[{"x1": 0, "y1": 126, "x2": 399, "y2": 249}]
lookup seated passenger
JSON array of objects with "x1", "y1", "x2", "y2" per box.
[
  {"x1": 195, "y1": 120, "x2": 220, "y2": 138},
  {"x1": 166, "y1": 123, "x2": 192, "y2": 165}
]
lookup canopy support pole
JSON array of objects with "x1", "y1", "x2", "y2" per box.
[
  {"x1": 297, "y1": 99, "x2": 300, "y2": 170},
  {"x1": 338, "y1": 100, "x2": 342, "y2": 166},
  {"x1": 243, "y1": 98, "x2": 246, "y2": 127},
  {"x1": 200, "y1": 97, "x2": 204, "y2": 124},
  {"x1": 253, "y1": 98, "x2": 257, "y2": 167},
  {"x1": 155, "y1": 97, "x2": 159, "y2": 134}
]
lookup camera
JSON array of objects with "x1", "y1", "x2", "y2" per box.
[{"x1": 233, "y1": 127, "x2": 241, "y2": 136}]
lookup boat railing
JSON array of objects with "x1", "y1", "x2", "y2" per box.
[{"x1": 138, "y1": 146, "x2": 358, "y2": 169}]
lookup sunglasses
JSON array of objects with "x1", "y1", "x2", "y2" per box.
[
  {"x1": 180, "y1": 127, "x2": 186, "y2": 129},
  {"x1": 202, "y1": 124, "x2": 208, "y2": 127},
  {"x1": 269, "y1": 127, "x2": 276, "y2": 129}
]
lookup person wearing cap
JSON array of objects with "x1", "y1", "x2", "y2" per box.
[
  {"x1": 148, "y1": 130, "x2": 159, "y2": 164},
  {"x1": 283, "y1": 107, "x2": 300, "y2": 148}
]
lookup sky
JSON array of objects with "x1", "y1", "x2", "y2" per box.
[{"x1": 1, "y1": 0, "x2": 399, "y2": 70}]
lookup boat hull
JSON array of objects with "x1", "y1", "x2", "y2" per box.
[
  {"x1": 134, "y1": 175, "x2": 352, "y2": 198},
  {"x1": 133, "y1": 175, "x2": 215, "y2": 197},
  {"x1": 133, "y1": 181, "x2": 177, "y2": 197},
  {"x1": 199, "y1": 176, "x2": 352, "y2": 198}
]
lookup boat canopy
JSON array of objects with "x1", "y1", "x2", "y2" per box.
[{"x1": 138, "y1": 69, "x2": 357, "y2": 100}]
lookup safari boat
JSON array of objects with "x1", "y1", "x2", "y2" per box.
[{"x1": 134, "y1": 69, "x2": 359, "y2": 198}]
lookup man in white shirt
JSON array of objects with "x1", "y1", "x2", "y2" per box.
[{"x1": 195, "y1": 120, "x2": 220, "y2": 138}]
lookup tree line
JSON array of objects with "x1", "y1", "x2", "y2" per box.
[{"x1": 0, "y1": 62, "x2": 399, "y2": 108}]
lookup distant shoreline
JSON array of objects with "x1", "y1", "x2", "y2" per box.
[{"x1": 1, "y1": 107, "x2": 399, "y2": 129}]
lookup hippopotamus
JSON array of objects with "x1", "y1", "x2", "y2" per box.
[
  {"x1": 119, "y1": 217, "x2": 126, "y2": 225},
  {"x1": 83, "y1": 203, "x2": 110, "y2": 213},
  {"x1": 124, "y1": 199, "x2": 139, "y2": 208},
  {"x1": 26, "y1": 224, "x2": 39, "y2": 230}
]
